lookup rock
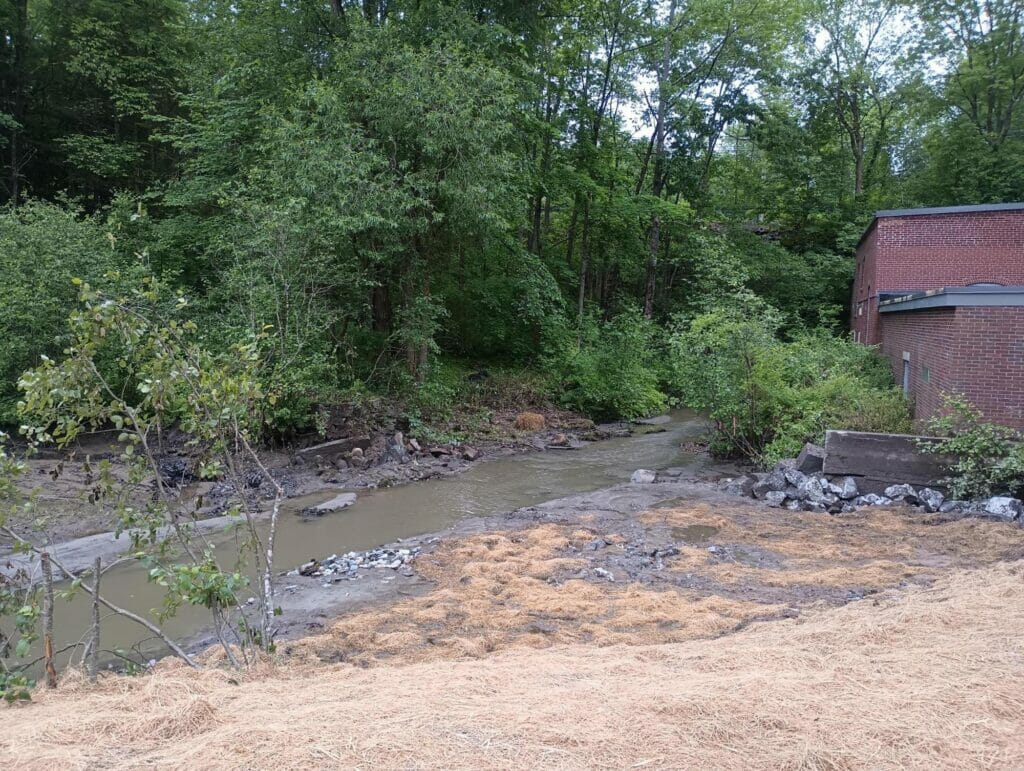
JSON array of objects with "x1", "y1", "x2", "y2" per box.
[
  {"x1": 753, "y1": 469, "x2": 787, "y2": 499},
  {"x1": 784, "y1": 468, "x2": 808, "y2": 489},
  {"x1": 462, "y1": 446, "x2": 481, "y2": 462},
  {"x1": 381, "y1": 432, "x2": 411, "y2": 465},
  {"x1": 514, "y1": 412, "x2": 547, "y2": 431},
  {"x1": 428, "y1": 445, "x2": 453, "y2": 457},
  {"x1": 939, "y1": 500, "x2": 968, "y2": 514},
  {"x1": 630, "y1": 469, "x2": 657, "y2": 484},
  {"x1": 802, "y1": 501, "x2": 828, "y2": 513},
  {"x1": 764, "y1": 490, "x2": 787, "y2": 508},
  {"x1": 853, "y1": 493, "x2": 893, "y2": 507},
  {"x1": 797, "y1": 475, "x2": 829, "y2": 502},
  {"x1": 884, "y1": 484, "x2": 919, "y2": 504},
  {"x1": 408, "y1": 438, "x2": 421, "y2": 453},
  {"x1": 158, "y1": 457, "x2": 194, "y2": 487},
  {"x1": 981, "y1": 497, "x2": 1024, "y2": 521},
  {"x1": 303, "y1": 492, "x2": 357, "y2": 516},
  {"x1": 917, "y1": 487, "x2": 945, "y2": 513},
  {"x1": 795, "y1": 443, "x2": 826, "y2": 474},
  {"x1": 773, "y1": 458, "x2": 797, "y2": 474},
  {"x1": 830, "y1": 476, "x2": 860, "y2": 500},
  {"x1": 350, "y1": 447, "x2": 364, "y2": 459},
  {"x1": 720, "y1": 474, "x2": 757, "y2": 496},
  {"x1": 548, "y1": 433, "x2": 569, "y2": 447},
  {"x1": 785, "y1": 499, "x2": 803, "y2": 511}
]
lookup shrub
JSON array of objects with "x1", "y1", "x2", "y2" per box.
[
  {"x1": 543, "y1": 311, "x2": 667, "y2": 421},
  {"x1": 668, "y1": 308, "x2": 911, "y2": 466},
  {"x1": 0, "y1": 201, "x2": 132, "y2": 424},
  {"x1": 924, "y1": 394, "x2": 1024, "y2": 499}
]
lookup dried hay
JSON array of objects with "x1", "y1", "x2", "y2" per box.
[
  {"x1": 3, "y1": 561, "x2": 1024, "y2": 769},
  {"x1": 287, "y1": 523, "x2": 772, "y2": 666},
  {"x1": 646, "y1": 502, "x2": 1024, "y2": 589}
]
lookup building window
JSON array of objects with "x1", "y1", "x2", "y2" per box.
[
  {"x1": 856, "y1": 301, "x2": 864, "y2": 317},
  {"x1": 921, "y1": 366, "x2": 931, "y2": 383},
  {"x1": 902, "y1": 352, "x2": 911, "y2": 397}
]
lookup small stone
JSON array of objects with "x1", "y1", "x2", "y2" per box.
[
  {"x1": 720, "y1": 474, "x2": 757, "y2": 496},
  {"x1": 884, "y1": 484, "x2": 919, "y2": 504},
  {"x1": 752, "y1": 469, "x2": 786, "y2": 499},
  {"x1": 802, "y1": 501, "x2": 828, "y2": 513},
  {"x1": 408, "y1": 438, "x2": 421, "y2": 453},
  {"x1": 350, "y1": 447, "x2": 363, "y2": 459},
  {"x1": 593, "y1": 567, "x2": 615, "y2": 582},
  {"x1": 982, "y1": 497, "x2": 1024, "y2": 521},
  {"x1": 631, "y1": 469, "x2": 657, "y2": 484},
  {"x1": 462, "y1": 446, "x2": 481, "y2": 462},
  {"x1": 784, "y1": 468, "x2": 809, "y2": 488},
  {"x1": 764, "y1": 490, "x2": 787, "y2": 508},
  {"x1": 917, "y1": 487, "x2": 945, "y2": 513},
  {"x1": 785, "y1": 499, "x2": 803, "y2": 511},
  {"x1": 853, "y1": 493, "x2": 893, "y2": 507},
  {"x1": 833, "y1": 476, "x2": 859, "y2": 500},
  {"x1": 939, "y1": 500, "x2": 968, "y2": 514}
]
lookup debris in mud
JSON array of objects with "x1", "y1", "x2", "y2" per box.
[
  {"x1": 292, "y1": 546, "x2": 421, "y2": 580},
  {"x1": 302, "y1": 492, "x2": 358, "y2": 516}
]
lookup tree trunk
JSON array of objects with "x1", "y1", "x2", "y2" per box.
[
  {"x1": 577, "y1": 195, "x2": 592, "y2": 345},
  {"x1": 41, "y1": 552, "x2": 58, "y2": 688},
  {"x1": 642, "y1": 0, "x2": 677, "y2": 320}
]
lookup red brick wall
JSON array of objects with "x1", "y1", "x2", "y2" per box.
[
  {"x1": 879, "y1": 308, "x2": 958, "y2": 424},
  {"x1": 852, "y1": 209, "x2": 1024, "y2": 344},
  {"x1": 879, "y1": 306, "x2": 1024, "y2": 429}
]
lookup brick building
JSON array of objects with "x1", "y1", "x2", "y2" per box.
[{"x1": 851, "y1": 203, "x2": 1024, "y2": 429}]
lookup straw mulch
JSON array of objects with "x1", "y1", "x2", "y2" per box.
[{"x1": 2, "y1": 557, "x2": 1024, "y2": 769}]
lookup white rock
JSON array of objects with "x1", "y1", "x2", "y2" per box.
[
  {"x1": 631, "y1": 469, "x2": 657, "y2": 484},
  {"x1": 982, "y1": 497, "x2": 1024, "y2": 521}
]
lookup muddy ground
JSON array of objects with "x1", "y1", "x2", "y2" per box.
[
  {"x1": 257, "y1": 479, "x2": 1024, "y2": 665},
  {"x1": 1, "y1": 405, "x2": 622, "y2": 548}
]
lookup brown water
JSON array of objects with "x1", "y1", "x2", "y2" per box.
[{"x1": 38, "y1": 410, "x2": 710, "y2": 667}]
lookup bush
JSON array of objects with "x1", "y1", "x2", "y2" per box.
[
  {"x1": 0, "y1": 201, "x2": 132, "y2": 424},
  {"x1": 543, "y1": 310, "x2": 666, "y2": 421},
  {"x1": 924, "y1": 394, "x2": 1024, "y2": 499},
  {"x1": 668, "y1": 308, "x2": 911, "y2": 466}
]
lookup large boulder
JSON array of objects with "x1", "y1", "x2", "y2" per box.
[
  {"x1": 982, "y1": 497, "x2": 1024, "y2": 521},
  {"x1": 795, "y1": 443, "x2": 826, "y2": 474},
  {"x1": 631, "y1": 469, "x2": 657, "y2": 484},
  {"x1": 764, "y1": 490, "x2": 787, "y2": 508}
]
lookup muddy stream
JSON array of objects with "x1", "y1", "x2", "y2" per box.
[{"x1": 31, "y1": 411, "x2": 712, "y2": 667}]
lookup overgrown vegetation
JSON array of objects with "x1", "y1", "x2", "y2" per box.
[
  {"x1": 669, "y1": 308, "x2": 911, "y2": 466},
  {"x1": 925, "y1": 395, "x2": 1024, "y2": 499},
  {"x1": 0, "y1": 0, "x2": 1019, "y2": 434}
]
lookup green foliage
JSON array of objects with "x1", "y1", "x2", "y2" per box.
[
  {"x1": 0, "y1": 435, "x2": 38, "y2": 703},
  {"x1": 924, "y1": 394, "x2": 1024, "y2": 499},
  {"x1": 18, "y1": 275, "x2": 281, "y2": 662},
  {"x1": 544, "y1": 311, "x2": 667, "y2": 421},
  {"x1": 669, "y1": 309, "x2": 911, "y2": 465},
  {"x1": 0, "y1": 201, "x2": 135, "y2": 424}
]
